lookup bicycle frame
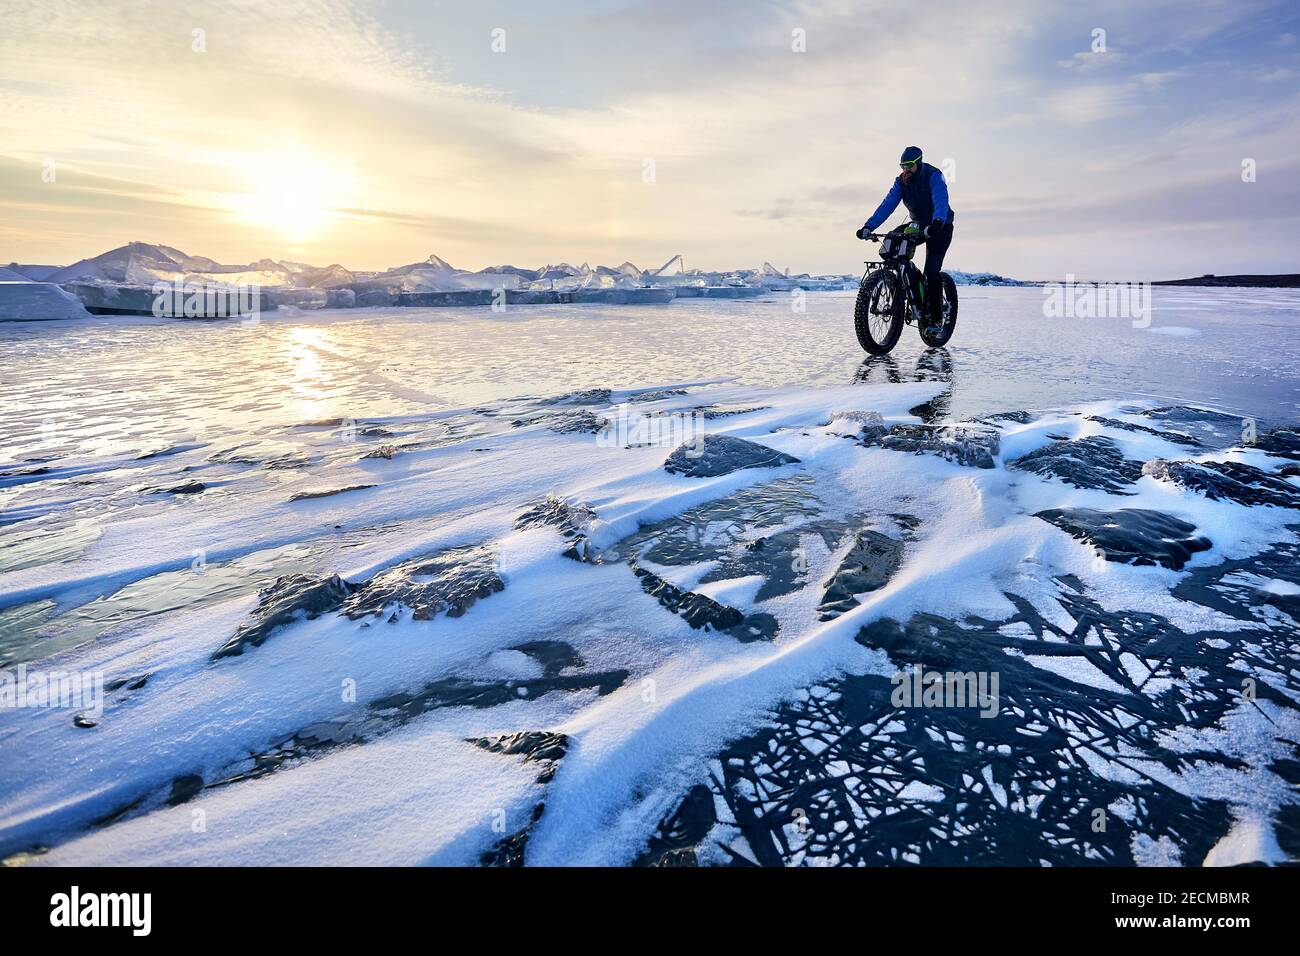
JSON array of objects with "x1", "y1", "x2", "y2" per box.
[{"x1": 860, "y1": 257, "x2": 925, "y2": 325}]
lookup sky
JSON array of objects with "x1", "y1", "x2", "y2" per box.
[{"x1": 1, "y1": 0, "x2": 1298, "y2": 280}]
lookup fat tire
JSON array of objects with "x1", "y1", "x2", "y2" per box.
[
  {"x1": 919, "y1": 273, "x2": 958, "y2": 348},
  {"x1": 854, "y1": 270, "x2": 904, "y2": 354}
]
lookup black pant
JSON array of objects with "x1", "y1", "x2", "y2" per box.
[
  {"x1": 923, "y1": 222, "x2": 953, "y2": 324},
  {"x1": 923, "y1": 221, "x2": 954, "y2": 279}
]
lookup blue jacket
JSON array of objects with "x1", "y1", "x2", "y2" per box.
[{"x1": 865, "y1": 162, "x2": 954, "y2": 230}]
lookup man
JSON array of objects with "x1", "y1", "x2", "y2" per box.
[{"x1": 856, "y1": 146, "x2": 955, "y2": 334}]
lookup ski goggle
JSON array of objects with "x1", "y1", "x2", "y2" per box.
[{"x1": 900, "y1": 158, "x2": 920, "y2": 168}]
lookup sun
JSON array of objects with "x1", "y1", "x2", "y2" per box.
[{"x1": 226, "y1": 150, "x2": 358, "y2": 241}]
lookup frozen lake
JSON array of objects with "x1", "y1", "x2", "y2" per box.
[
  {"x1": 2, "y1": 287, "x2": 1297, "y2": 475},
  {"x1": 1, "y1": 286, "x2": 1298, "y2": 867}
]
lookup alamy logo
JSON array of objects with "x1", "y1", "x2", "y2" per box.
[
  {"x1": 50, "y1": 886, "x2": 151, "y2": 936},
  {"x1": 151, "y1": 279, "x2": 261, "y2": 322},
  {"x1": 891, "y1": 667, "x2": 1000, "y2": 718},
  {"x1": 1, "y1": 665, "x2": 103, "y2": 716},
  {"x1": 596, "y1": 404, "x2": 706, "y2": 455},
  {"x1": 1042, "y1": 274, "x2": 1151, "y2": 328}
]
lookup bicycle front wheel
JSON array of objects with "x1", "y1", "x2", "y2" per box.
[{"x1": 854, "y1": 270, "x2": 904, "y2": 355}]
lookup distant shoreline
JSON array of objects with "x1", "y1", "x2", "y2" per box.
[
  {"x1": 983, "y1": 274, "x2": 1300, "y2": 289},
  {"x1": 1150, "y1": 274, "x2": 1300, "y2": 289}
]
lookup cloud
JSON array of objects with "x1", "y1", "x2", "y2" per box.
[
  {"x1": 0, "y1": 0, "x2": 1297, "y2": 278},
  {"x1": 1258, "y1": 67, "x2": 1295, "y2": 82},
  {"x1": 1058, "y1": 51, "x2": 1125, "y2": 72},
  {"x1": 1043, "y1": 83, "x2": 1142, "y2": 124},
  {"x1": 1135, "y1": 70, "x2": 1184, "y2": 88}
]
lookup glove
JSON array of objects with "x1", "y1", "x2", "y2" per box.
[
  {"x1": 855, "y1": 226, "x2": 869, "y2": 240},
  {"x1": 924, "y1": 219, "x2": 944, "y2": 239}
]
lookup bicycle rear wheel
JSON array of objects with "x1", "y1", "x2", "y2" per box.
[{"x1": 919, "y1": 273, "x2": 958, "y2": 348}]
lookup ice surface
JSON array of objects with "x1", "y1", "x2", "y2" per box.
[{"x1": 0, "y1": 289, "x2": 1297, "y2": 866}]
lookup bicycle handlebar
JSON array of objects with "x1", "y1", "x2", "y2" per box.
[{"x1": 859, "y1": 227, "x2": 929, "y2": 242}]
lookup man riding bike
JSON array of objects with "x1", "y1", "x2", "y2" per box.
[{"x1": 856, "y1": 146, "x2": 955, "y2": 336}]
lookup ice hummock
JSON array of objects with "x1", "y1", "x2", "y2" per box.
[
  {"x1": 1, "y1": 239, "x2": 1037, "y2": 321},
  {"x1": 3, "y1": 263, "x2": 62, "y2": 281},
  {"x1": 48, "y1": 241, "x2": 351, "y2": 291},
  {"x1": 947, "y1": 270, "x2": 1032, "y2": 286},
  {"x1": 0, "y1": 280, "x2": 91, "y2": 321}
]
